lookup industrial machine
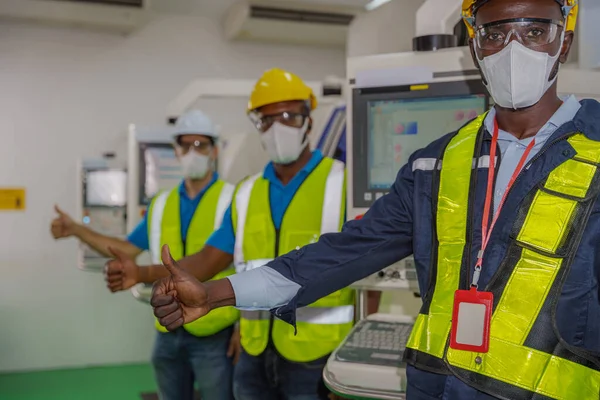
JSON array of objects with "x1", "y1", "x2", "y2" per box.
[
  {"x1": 324, "y1": 49, "x2": 490, "y2": 399},
  {"x1": 314, "y1": 103, "x2": 347, "y2": 162},
  {"x1": 77, "y1": 157, "x2": 127, "y2": 272},
  {"x1": 324, "y1": 2, "x2": 492, "y2": 397}
]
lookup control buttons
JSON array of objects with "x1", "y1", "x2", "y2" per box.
[{"x1": 375, "y1": 268, "x2": 403, "y2": 280}]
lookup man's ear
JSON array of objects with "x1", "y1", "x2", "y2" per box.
[
  {"x1": 307, "y1": 117, "x2": 313, "y2": 134},
  {"x1": 559, "y1": 31, "x2": 575, "y2": 64},
  {"x1": 173, "y1": 144, "x2": 182, "y2": 161}
]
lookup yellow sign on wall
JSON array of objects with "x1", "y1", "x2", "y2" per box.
[{"x1": 0, "y1": 188, "x2": 26, "y2": 211}]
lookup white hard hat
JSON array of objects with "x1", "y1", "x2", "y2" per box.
[{"x1": 173, "y1": 109, "x2": 218, "y2": 141}]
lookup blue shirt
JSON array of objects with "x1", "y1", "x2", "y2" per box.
[
  {"x1": 127, "y1": 173, "x2": 220, "y2": 251},
  {"x1": 228, "y1": 95, "x2": 583, "y2": 310},
  {"x1": 486, "y1": 95, "x2": 581, "y2": 213},
  {"x1": 205, "y1": 150, "x2": 325, "y2": 254}
]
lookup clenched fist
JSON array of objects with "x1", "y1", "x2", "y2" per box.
[
  {"x1": 151, "y1": 245, "x2": 210, "y2": 331},
  {"x1": 104, "y1": 247, "x2": 140, "y2": 292}
]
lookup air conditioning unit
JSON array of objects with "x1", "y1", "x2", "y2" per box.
[
  {"x1": 223, "y1": 0, "x2": 363, "y2": 48},
  {"x1": 0, "y1": 0, "x2": 149, "y2": 34}
]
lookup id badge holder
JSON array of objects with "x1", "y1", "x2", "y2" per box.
[{"x1": 449, "y1": 287, "x2": 493, "y2": 353}]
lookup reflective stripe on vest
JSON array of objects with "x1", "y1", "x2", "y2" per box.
[
  {"x1": 406, "y1": 114, "x2": 485, "y2": 360},
  {"x1": 147, "y1": 180, "x2": 240, "y2": 337},
  {"x1": 411, "y1": 155, "x2": 495, "y2": 172},
  {"x1": 232, "y1": 157, "x2": 354, "y2": 362},
  {"x1": 149, "y1": 190, "x2": 169, "y2": 264},
  {"x1": 405, "y1": 116, "x2": 600, "y2": 400}
]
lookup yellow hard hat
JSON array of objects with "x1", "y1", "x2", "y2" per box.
[
  {"x1": 461, "y1": 0, "x2": 578, "y2": 38},
  {"x1": 247, "y1": 68, "x2": 318, "y2": 113}
]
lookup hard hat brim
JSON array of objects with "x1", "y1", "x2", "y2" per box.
[{"x1": 172, "y1": 131, "x2": 218, "y2": 141}]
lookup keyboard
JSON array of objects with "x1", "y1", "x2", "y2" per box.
[{"x1": 335, "y1": 319, "x2": 413, "y2": 368}]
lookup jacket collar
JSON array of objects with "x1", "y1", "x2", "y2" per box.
[{"x1": 573, "y1": 99, "x2": 600, "y2": 141}]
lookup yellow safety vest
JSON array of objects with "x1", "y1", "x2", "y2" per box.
[
  {"x1": 147, "y1": 179, "x2": 240, "y2": 337},
  {"x1": 231, "y1": 157, "x2": 354, "y2": 362},
  {"x1": 405, "y1": 114, "x2": 600, "y2": 400}
]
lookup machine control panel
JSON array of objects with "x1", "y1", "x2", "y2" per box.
[
  {"x1": 351, "y1": 257, "x2": 419, "y2": 292},
  {"x1": 79, "y1": 167, "x2": 127, "y2": 272}
]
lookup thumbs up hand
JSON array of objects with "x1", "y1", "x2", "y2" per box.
[
  {"x1": 151, "y1": 244, "x2": 209, "y2": 331},
  {"x1": 51, "y1": 205, "x2": 76, "y2": 239},
  {"x1": 104, "y1": 247, "x2": 139, "y2": 292}
]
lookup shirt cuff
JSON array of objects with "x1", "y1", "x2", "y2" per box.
[{"x1": 227, "y1": 266, "x2": 301, "y2": 310}]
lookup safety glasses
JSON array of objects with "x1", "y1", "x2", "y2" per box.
[
  {"x1": 475, "y1": 18, "x2": 564, "y2": 51},
  {"x1": 175, "y1": 140, "x2": 213, "y2": 154},
  {"x1": 249, "y1": 111, "x2": 308, "y2": 133}
]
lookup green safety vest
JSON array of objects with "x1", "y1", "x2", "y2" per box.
[
  {"x1": 231, "y1": 157, "x2": 354, "y2": 362},
  {"x1": 147, "y1": 179, "x2": 240, "y2": 337},
  {"x1": 404, "y1": 114, "x2": 600, "y2": 400}
]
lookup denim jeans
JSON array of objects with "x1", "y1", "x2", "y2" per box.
[
  {"x1": 151, "y1": 326, "x2": 235, "y2": 400},
  {"x1": 233, "y1": 347, "x2": 330, "y2": 400}
]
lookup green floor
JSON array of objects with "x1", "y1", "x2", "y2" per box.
[{"x1": 0, "y1": 364, "x2": 157, "y2": 400}]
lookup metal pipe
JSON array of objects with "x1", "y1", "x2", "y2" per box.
[{"x1": 356, "y1": 289, "x2": 369, "y2": 321}]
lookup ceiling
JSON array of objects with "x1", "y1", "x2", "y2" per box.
[{"x1": 151, "y1": 0, "x2": 373, "y2": 19}]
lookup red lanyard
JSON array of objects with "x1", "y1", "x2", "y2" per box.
[{"x1": 472, "y1": 119, "x2": 536, "y2": 288}]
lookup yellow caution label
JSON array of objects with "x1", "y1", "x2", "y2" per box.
[
  {"x1": 410, "y1": 84, "x2": 429, "y2": 91},
  {"x1": 0, "y1": 188, "x2": 26, "y2": 210}
]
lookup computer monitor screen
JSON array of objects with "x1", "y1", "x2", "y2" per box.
[
  {"x1": 85, "y1": 169, "x2": 127, "y2": 207},
  {"x1": 351, "y1": 79, "x2": 489, "y2": 209},
  {"x1": 368, "y1": 95, "x2": 487, "y2": 190}
]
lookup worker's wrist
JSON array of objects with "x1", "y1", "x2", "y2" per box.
[
  {"x1": 71, "y1": 223, "x2": 85, "y2": 238},
  {"x1": 206, "y1": 279, "x2": 236, "y2": 312},
  {"x1": 138, "y1": 266, "x2": 152, "y2": 284}
]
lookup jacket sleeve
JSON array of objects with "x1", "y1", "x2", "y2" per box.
[{"x1": 267, "y1": 158, "x2": 415, "y2": 326}]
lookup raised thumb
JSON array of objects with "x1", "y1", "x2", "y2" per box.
[
  {"x1": 161, "y1": 244, "x2": 182, "y2": 276},
  {"x1": 54, "y1": 204, "x2": 65, "y2": 216}
]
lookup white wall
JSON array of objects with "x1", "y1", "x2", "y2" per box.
[
  {"x1": 347, "y1": 0, "x2": 425, "y2": 58},
  {"x1": 0, "y1": 14, "x2": 344, "y2": 373}
]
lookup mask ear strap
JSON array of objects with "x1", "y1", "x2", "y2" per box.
[{"x1": 553, "y1": 30, "x2": 566, "y2": 57}]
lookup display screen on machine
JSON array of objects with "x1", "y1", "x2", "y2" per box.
[{"x1": 368, "y1": 94, "x2": 487, "y2": 190}]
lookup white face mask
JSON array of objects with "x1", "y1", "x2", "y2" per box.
[
  {"x1": 476, "y1": 35, "x2": 564, "y2": 110},
  {"x1": 180, "y1": 151, "x2": 211, "y2": 179},
  {"x1": 260, "y1": 120, "x2": 309, "y2": 165}
]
